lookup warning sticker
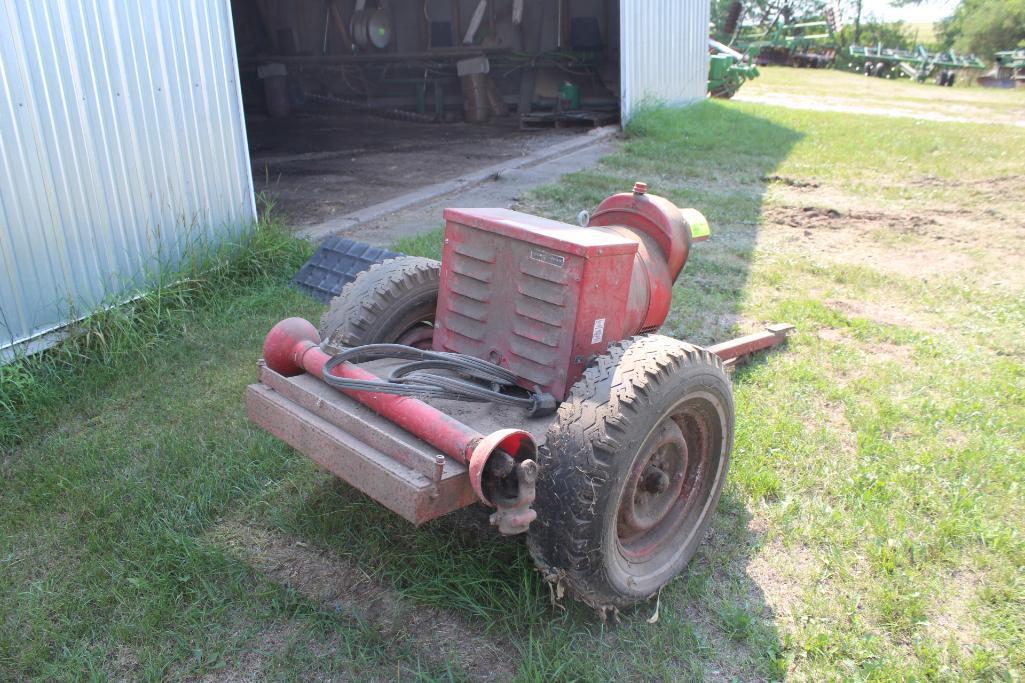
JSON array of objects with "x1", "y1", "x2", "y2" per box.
[{"x1": 591, "y1": 318, "x2": 606, "y2": 344}]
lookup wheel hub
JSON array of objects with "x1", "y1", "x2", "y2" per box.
[
  {"x1": 641, "y1": 465, "x2": 671, "y2": 494},
  {"x1": 618, "y1": 419, "x2": 689, "y2": 542}
]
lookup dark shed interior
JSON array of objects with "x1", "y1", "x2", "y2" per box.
[{"x1": 229, "y1": 0, "x2": 622, "y2": 228}]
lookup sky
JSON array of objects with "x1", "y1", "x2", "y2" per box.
[{"x1": 858, "y1": 0, "x2": 960, "y2": 23}]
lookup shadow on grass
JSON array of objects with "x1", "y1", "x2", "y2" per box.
[{"x1": 262, "y1": 102, "x2": 806, "y2": 680}]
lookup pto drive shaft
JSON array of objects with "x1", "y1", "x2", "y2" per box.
[{"x1": 260, "y1": 317, "x2": 538, "y2": 534}]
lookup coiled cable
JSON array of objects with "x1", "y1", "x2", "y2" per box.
[{"x1": 321, "y1": 344, "x2": 557, "y2": 417}]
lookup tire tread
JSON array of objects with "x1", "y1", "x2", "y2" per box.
[
  {"x1": 527, "y1": 335, "x2": 732, "y2": 610},
  {"x1": 319, "y1": 256, "x2": 441, "y2": 350}
]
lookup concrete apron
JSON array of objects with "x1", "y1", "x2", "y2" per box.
[{"x1": 298, "y1": 126, "x2": 619, "y2": 246}]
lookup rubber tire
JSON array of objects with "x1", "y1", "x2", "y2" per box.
[
  {"x1": 527, "y1": 335, "x2": 734, "y2": 611},
  {"x1": 319, "y1": 256, "x2": 441, "y2": 352}
]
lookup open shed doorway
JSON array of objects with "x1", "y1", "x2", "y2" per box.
[{"x1": 229, "y1": 0, "x2": 621, "y2": 231}]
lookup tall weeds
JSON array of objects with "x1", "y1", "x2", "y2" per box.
[{"x1": 0, "y1": 207, "x2": 309, "y2": 449}]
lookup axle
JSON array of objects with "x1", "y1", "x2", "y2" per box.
[{"x1": 261, "y1": 317, "x2": 538, "y2": 534}]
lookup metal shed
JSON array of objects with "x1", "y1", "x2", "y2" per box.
[
  {"x1": 0, "y1": 0, "x2": 255, "y2": 360},
  {"x1": 1, "y1": 0, "x2": 709, "y2": 360},
  {"x1": 620, "y1": 0, "x2": 711, "y2": 120}
]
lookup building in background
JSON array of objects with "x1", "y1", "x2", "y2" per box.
[
  {"x1": 0, "y1": 0, "x2": 255, "y2": 360},
  {"x1": 0, "y1": 0, "x2": 709, "y2": 359}
]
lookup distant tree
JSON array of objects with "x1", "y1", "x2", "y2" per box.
[
  {"x1": 850, "y1": 0, "x2": 864, "y2": 43},
  {"x1": 890, "y1": 0, "x2": 1025, "y2": 58},
  {"x1": 835, "y1": 19, "x2": 915, "y2": 49},
  {"x1": 711, "y1": 0, "x2": 829, "y2": 39},
  {"x1": 711, "y1": 0, "x2": 745, "y2": 39},
  {"x1": 936, "y1": 0, "x2": 1025, "y2": 58}
]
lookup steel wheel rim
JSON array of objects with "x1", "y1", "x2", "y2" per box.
[
  {"x1": 617, "y1": 419, "x2": 688, "y2": 546},
  {"x1": 614, "y1": 393, "x2": 724, "y2": 567},
  {"x1": 395, "y1": 322, "x2": 434, "y2": 349}
]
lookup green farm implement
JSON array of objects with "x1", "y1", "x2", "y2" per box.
[
  {"x1": 978, "y1": 49, "x2": 1025, "y2": 88},
  {"x1": 708, "y1": 38, "x2": 759, "y2": 99},
  {"x1": 735, "y1": 20, "x2": 837, "y2": 68},
  {"x1": 848, "y1": 44, "x2": 986, "y2": 86}
]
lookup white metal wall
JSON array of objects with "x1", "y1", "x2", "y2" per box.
[
  {"x1": 619, "y1": 0, "x2": 710, "y2": 121},
  {"x1": 0, "y1": 0, "x2": 255, "y2": 359}
]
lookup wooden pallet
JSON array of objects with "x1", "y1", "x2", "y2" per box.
[{"x1": 520, "y1": 109, "x2": 619, "y2": 130}]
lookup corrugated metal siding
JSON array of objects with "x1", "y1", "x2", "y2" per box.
[
  {"x1": 0, "y1": 0, "x2": 254, "y2": 358},
  {"x1": 620, "y1": 0, "x2": 710, "y2": 121}
]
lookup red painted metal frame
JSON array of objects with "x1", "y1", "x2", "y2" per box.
[
  {"x1": 708, "y1": 323, "x2": 795, "y2": 364},
  {"x1": 246, "y1": 371, "x2": 480, "y2": 525},
  {"x1": 261, "y1": 317, "x2": 538, "y2": 533},
  {"x1": 253, "y1": 190, "x2": 795, "y2": 536}
]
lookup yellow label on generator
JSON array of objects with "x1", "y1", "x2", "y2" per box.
[{"x1": 681, "y1": 208, "x2": 710, "y2": 241}]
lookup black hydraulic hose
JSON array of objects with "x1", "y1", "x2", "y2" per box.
[{"x1": 321, "y1": 344, "x2": 557, "y2": 417}]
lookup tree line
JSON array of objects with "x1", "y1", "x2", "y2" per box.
[{"x1": 713, "y1": 0, "x2": 1025, "y2": 58}]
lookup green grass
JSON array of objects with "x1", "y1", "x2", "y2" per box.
[
  {"x1": 0, "y1": 210, "x2": 310, "y2": 450},
  {"x1": 393, "y1": 230, "x2": 444, "y2": 261},
  {"x1": 741, "y1": 65, "x2": 1025, "y2": 119},
  {"x1": 3, "y1": 94, "x2": 1024, "y2": 680}
]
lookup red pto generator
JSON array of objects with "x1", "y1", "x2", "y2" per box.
[{"x1": 248, "y1": 183, "x2": 791, "y2": 612}]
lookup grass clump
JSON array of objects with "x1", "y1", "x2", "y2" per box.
[{"x1": 0, "y1": 205, "x2": 309, "y2": 449}]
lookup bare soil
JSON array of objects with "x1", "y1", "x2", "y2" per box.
[
  {"x1": 745, "y1": 534, "x2": 818, "y2": 632},
  {"x1": 206, "y1": 520, "x2": 519, "y2": 682},
  {"x1": 673, "y1": 512, "x2": 779, "y2": 682},
  {"x1": 247, "y1": 111, "x2": 584, "y2": 228},
  {"x1": 925, "y1": 570, "x2": 986, "y2": 661},
  {"x1": 828, "y1": 299, "x2": 929, "y2": 332},
  {"x1": 757, "y1": 180, "x2": 1025, "y2": 291}
]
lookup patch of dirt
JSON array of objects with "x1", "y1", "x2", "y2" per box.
[
  {"x1": 910, "y1": 174, "x2": 1025, "y2": 194},
  {"x1": 869, "y1": 341, "x2": 914, "y2": 365},
  {"x1": 816, "y1": 328, "x2": 848, "y2": 344},
  {"x1": 827, "y1": 300, "x2": 926, "y2": 332},
  {"x1": 815, "y1": 398, "x2": 856, "y2": 454},
  {"x1": 814, "y1": 326, "x2": 915, "y2": 393},
  {"x1": 760, "y1": 189, "x2": 1025, "y2": 290},
  {"x1": 924, "y1": 570, "x2": 985, "y2": 662},
  {"x1": 207, "y1": 520, "x2": 518, "y2": 682},
  {"x1": 671, "y1": 513, "x2": 795, "y2": 682},
  {"x1": 745, "y1": 536, "x2": 818, "y2": 629},
  {"x1": 823, "y1": 325, "x2": 914, "y2": 363},
  {"x1": 765, "y1": 205, "x2": 938, "y2": 236},
  {"x1": 762, "y1": 174, "x2": 820, "y2": 189},
  {"x1": 107, "y1": 646, "x2": 142, "y2": 682},
  {"x1": 679, "y1": 598, "x2": 759, "y2": 679},
  {"x1": 765, "y1": 203, "x2": 959, "y2": 278},
  {"x1": 198, "y1": 621, "x2": 297, "y2": 683}
]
